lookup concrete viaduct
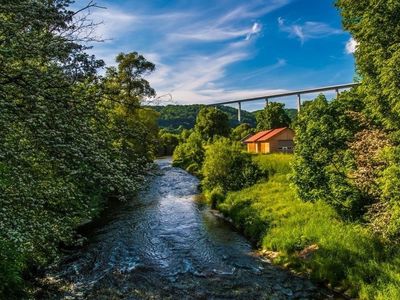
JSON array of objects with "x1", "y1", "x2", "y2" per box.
[{"x1": 208, "y1": 83, "x2": 360, "y2": 122}]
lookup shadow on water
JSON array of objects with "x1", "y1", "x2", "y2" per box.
[{"x1": 36, "y1": 158, "x2": 337, "y2": 299}]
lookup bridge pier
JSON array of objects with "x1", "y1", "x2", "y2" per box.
[
  {"x1": 265, "y1": 97, "x2": 269, "y2": 107},
  {"x1": 238, "y1": 101, "x2": 242, "y2": 122},
  {"x1": 335, "y1": 88, "x2": 340, "y2": 98},
  {"x1": 297, "y1": 94, "x2": 301, "y2": 112}
]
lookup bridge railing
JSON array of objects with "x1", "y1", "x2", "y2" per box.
[{"x1": 208, "y1": 82, "x2": 360, "y2": 122}]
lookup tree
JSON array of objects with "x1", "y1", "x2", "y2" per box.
[
  {"x1": 158, "y1": 130, "x2": 180, "y2": 156},
  {"x1": 172, "y1": 132, "x2": 205, "y2": 175},
  {"x1": 194, "y1": 107, "x2": 230, "y2": 141},
  {"x1": 202, "y1": 138, "x2": 261, "y2": 194},
  {"x1": 336, "y1": 0, "x2": 400, "y2": 239},
  {"x1": 337, "y1": 0, "x2": 400, "y2": 132},
  {"x1": 291, "y1": 94, "x2": 365, "y2": 218},
  {"x1": 102, "y1": 53, "x2": 158, "y2": 162},
  {"x1": 256, "y1": 102, "x2": 291, "y2": 130},
  {"x1": 231, "y1": 123, "x2": 254, "y2": 141}
]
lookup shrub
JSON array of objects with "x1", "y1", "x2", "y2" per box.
[
  {"x1": 172, "y1": 132, "x2": 205, "y2": 175},
  {"x1": 201, "y1": 138, "x2": 262, "y2": 194},
  {"x1": 207, "y1": 186, "x2": 225, "y2": 209},
  {"x1": 158, "y1": 131, "x2": 180, "y2": 156}
]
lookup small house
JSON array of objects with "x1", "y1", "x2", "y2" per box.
[{"x1": 244, "y1": 127, "x2": 294, "y2": 154}]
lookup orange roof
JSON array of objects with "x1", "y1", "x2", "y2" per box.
[
  {"x1": 244, "y1": 127, "x2": 289, "y2": 143},
  {"x1": 244, "y1": 130, "x2": 273, "y2": 143}
]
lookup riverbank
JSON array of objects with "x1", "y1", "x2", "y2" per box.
[{"x1": 208, "y1": 154, "x2": 400, "y2": 299}]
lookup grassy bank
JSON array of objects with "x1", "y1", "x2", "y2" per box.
[{"x1": 217, "y1": 154, "x2": 400, "y2": 299}]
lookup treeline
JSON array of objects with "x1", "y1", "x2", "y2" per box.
[
  {"x1": 150, "y1": 104, "x2": 297, "y2": 132},
  {"x1": 150, "y1": 104, "x2": 256, "y2": 131},
  {"x1": 159, "y1": 102, "x2": 293, "y2": 157},
  {"x1": 0, "y1": 1, "x2": 159, "y2": 297}
]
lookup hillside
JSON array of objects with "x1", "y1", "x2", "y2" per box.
[
  {"x1": 150, "y1": 105, "x2": 297, "y2": 131},
  {"x1": 252, "y1": 108, "x2": 298, "y2": 123},
  {"x1": 150, "y1": 104, "x2": 256, "y2": 130}
]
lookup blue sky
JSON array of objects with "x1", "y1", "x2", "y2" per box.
[{"x1": 75, "y1": 0, "x2": 356, "y2": 109}]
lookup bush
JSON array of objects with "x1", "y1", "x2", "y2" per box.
[
  {"x1": 201, "y1": 138, "x2": 262, "y2": 194},
  {"x1": 207, "y1": 186, "x2": 225, "y2": 209},
  {"x1": 172, "y1": 132, "x2": 205, "y2": 175},
  {"x1": 158, "y1": 130, "x2": 180, "y2": 156}
]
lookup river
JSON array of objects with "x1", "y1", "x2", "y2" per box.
[{"x1": 37, "y1": 158, "x2": 334, "y2": 299}]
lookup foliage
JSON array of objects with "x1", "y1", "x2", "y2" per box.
[
  {"x1": 157, "y1": 130, "x2": 181, "y2": 156},
  {"x1": 150, "y1": 104, "x2": 256, "y2": 131},
  {"x1": 337, "y1": 0, "x2": 400, "y2": 132},
  {"x1": 0, "y1": 0, "x2": 158, "y2": 296},
  {"x1": 336, "y1": 0, "x2": 400, "y2": 240},
  {"x1": 218, "y1": 154, "x2": 400, "y2": 299},
  {"x1": 291, "y1": 93, "x2": 368, "y2": 218},
  {"x1": 201, "y1": 138, "x2": 262, "y2": 194},
  {"x1": 230, "y1": 123, "x2": 254, "y2": 141},
  {"x1": 172, "y1": 132, "x2": 205, "y2": 175},
  {"x1": 256, "y1": 102, "x2": 291, "y2": 130},
  {"x1": 194, "y1": 107, "x2": 231, "y2": 141}
]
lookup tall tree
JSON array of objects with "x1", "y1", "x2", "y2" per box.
[
  {"x1": 256, "y1": 102, "x2": 291, "y2": 130},
  {"x1": 337, "y1": 0, "x2": 400, "y2": 240},
  {"x1": 336, "y1": 0, "x2": 400, "y2": 131},
  {"x1": 194, "y1": 107, "x2": 230, "y2": 141},
  {"x1": 102, "y1": 52, "x2": 158, "y2": 162}
]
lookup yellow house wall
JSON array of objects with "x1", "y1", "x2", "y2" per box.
[{"x1": 260, "y1": 142, "x2": 270, "y2": 153}]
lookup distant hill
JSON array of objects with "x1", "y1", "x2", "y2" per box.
[
  {"x1": 251, "y1": 108, "x2": 298, "y2": 123},
  {"x1": 150, "y1": 104, "x2": 256, "y2": 131},
  {"x1": 149, "y1": 105, "x2": 297, "y2": 132}
]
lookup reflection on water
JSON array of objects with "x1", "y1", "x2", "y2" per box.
[{"x1": 38, "y1": 158, "x2": 333, "y2": 299}]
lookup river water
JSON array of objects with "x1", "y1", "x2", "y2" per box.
[{"x1": 38, "y1": 158, "x2": 334, "y2": 299}]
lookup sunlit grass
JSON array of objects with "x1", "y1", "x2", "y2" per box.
[{"x1": 218, "y1": 154, "x2": 400, "y2": 299}]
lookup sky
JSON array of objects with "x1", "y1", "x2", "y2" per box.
[{"x1": 74, "y1": 0, "x2": 357, "y2": 110}]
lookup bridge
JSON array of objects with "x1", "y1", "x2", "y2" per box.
[{"x1": 208, "y1": 83, "x2": 360, "y2": 122}]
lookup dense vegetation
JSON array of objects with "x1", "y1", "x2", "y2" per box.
[{"x1": 0, "y1": 1, "x2": 159, "y2": 296}]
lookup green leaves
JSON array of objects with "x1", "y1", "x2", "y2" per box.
[
  {"x1": 0, "y1": 1, "x2": 158, "y2": 296},
  {"x1": 194, "y1": 107, "x2": 231, "y2": 141},
  {"x1": 256, "y1": 102, "x2": 291, "y2": 131}
]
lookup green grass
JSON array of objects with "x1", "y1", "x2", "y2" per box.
[{"x1": 217, "y1": 154, "x2": 400, "y2": 299}]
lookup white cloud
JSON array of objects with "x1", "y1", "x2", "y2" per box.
[
  {"x1": 345, "y1": 37, "x2": 357, "y2": 54},
  {"x1": 278, "y1": 17, "x2": 343, "y2": 43},
  {"x1": 77, "y1": 0, "x2": 293, "y2": 104},
  {"x1": 170, "y1": 25, "x2": 258, "y2": 42},
  {"x1": 147, "y1": 50, "x2": 289, "y2": 105},
  {"x1": 217, "y1": 0, "x2": 290, "y2": 25},
  {"x1": 89, "y1": 8, "x2": 138, "y2": 41}
]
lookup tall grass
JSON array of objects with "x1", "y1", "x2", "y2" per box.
[{"x1": 218, "y1": 154, "x2": 400, "y2": 299}]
